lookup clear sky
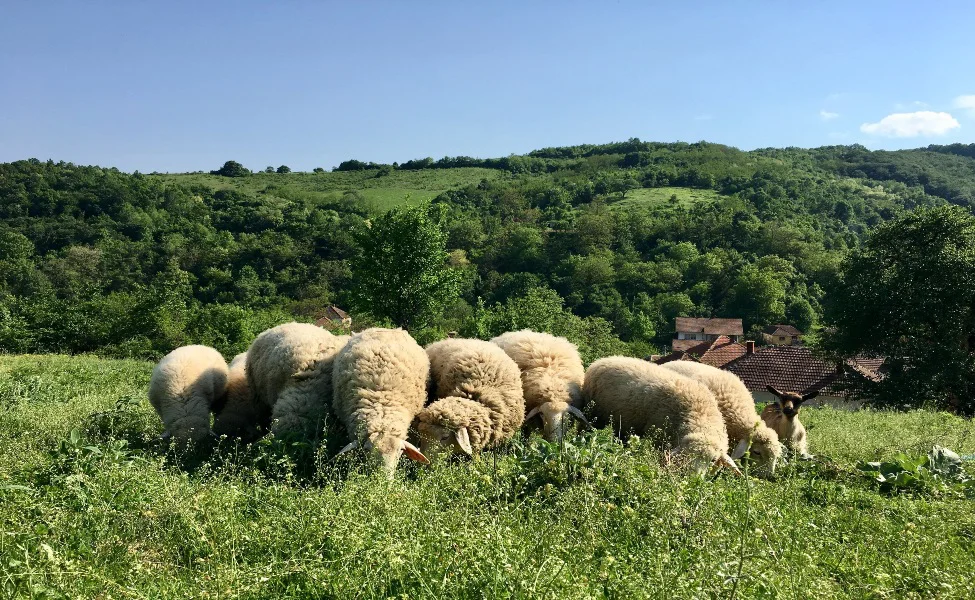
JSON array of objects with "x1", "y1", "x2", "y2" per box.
[{"x1": 2, "y1": 0, "x2": 974, "y2": 172}]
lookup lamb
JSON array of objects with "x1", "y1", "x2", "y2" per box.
[
  {"x1": 212, "y1": 352, "x2": 268, "y2": 443},
  {"x1": 761, "y1": 386, "x2": 817, "y2": 458},
  {"x1": 246, "y1": 323, "x2": 348, "y2": 441},
  {"x1": 490, "y1": 329, "x2": 588, "y2": 442},
  {"x1": 662, "y1": 361, "x2": 782, "y2": 472},
  {"x1": 332, "y1": 328, "x2": 430, "y2": 474},
  {"x1": 582, "y1": 356, "x2": 741, "y2": 475},
  {"x1": 148, "y1": 345, "x2": 229, "y2": 443},
  {"x1": 414, "y1": 338, "x2": 525, "y2": 460}
]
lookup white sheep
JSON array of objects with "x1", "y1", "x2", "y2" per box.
[
  {"x1": 761, "y1": 386, "x2": 817, "y2": 458},
  {"x1": 332, "y1": 328, "x2": 430, "y2": 475},
  {"x1": 583, "y1": 356, "x2": 741, "y2": 475},
  {"x1": 662, "y1": 361, "x2": 782, "y2": 472},
  {"x1": 490, "y1": 329, "x2": 588, "y2": 442},
  {"x1": 414, "y1": 338, "x2": 525, "y2": 460},
  {"x1": 212, "y1": 352, "x2": 268, "y2": 442},
  {"x1": 246, "y1": 323, "x2": 347, "y2": 441},
  {"x1": 148, "y1": 345, "x2": 229, "y2": 443}
]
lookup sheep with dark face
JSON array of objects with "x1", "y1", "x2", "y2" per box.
[{"x1": 760, "y1": 386, "x2": 818, "y2": 458}]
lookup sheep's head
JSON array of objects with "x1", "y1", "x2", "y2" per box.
[
  {"x1": 415, "y1": 420, "x2": 473, "y2": 461},
  {"x1": 671, "y1": 433, "x2": 743, "y2": 477},
  {"x1": 766, "y1": 386, "x2": 818, "y2": 420},
  {"x1": 525, "y1": 401, "x2": 590, "y2": 443},
  {"x1": 337, "y1": 435, "x2": 429, "y2": 477},
  {"x1": 731, "y1": 427, "x2": 784, "y2": 474}
]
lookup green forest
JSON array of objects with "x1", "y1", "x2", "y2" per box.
[{"x1": 3, "y1": 139, "x2": 975, "y2": 406}]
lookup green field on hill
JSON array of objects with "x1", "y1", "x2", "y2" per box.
[
  {"x1": 610, "y1": 186, "x2": 723, "y2": 210},
  {"x1": 3, "y1": 354, "x2": 974, "y2": 599},
  {"x1": 154, "y1": 167, "x2": 503, "y2": 211}
]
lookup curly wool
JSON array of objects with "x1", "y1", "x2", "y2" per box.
[
  {"x1": 583, "y1": 356, "x2": 729, "y2": 464},
  {"x1": 246, "y1": 322, "x2": 347, "y2": 440},
  {"x1": 332, "y1": 328, "x2": 430, "y2": 472},
  {"x1": 663, "y1": 361, "x2": 782, "y2": 467},
  {"x1": 212, "y1": 352, "x2": 268, "y2": 442},
  {"x1": 415, "y1": 338, "x2": 525, "y2": 452},
  {"x1": 490, "y1": 330, "x2": 584, "y2": 441},
  {"x1": 148, "y1": 345, "x2": 229, "y2": 443}
]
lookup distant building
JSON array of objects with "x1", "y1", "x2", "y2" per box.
[
  {"x1": 723, "y1": 345, "x2": 885, "y2": 408},
  {"x1": 673, "y1": 317, "x2": 743, "y2": 352},
  {"x1": 653, "y1": 335, "x2": 748, "y2": 369},
  {"x1": 314, "y1": 305, "x2": 352, "y2": 329},
  {"x1": 762, "y1": 324, "x2": 803, "y2": 346}
]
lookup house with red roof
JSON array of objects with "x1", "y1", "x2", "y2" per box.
[
  {"x1": 723, "y1": 344, "x2": 884, "y2": 407},
  {"x1": 654, "y1": 335, "x2": 747, "y2": 369},
  {"x1": 672, "y1": 317, "x2": 743, "y2": 352}
]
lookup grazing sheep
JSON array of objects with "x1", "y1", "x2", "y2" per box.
[
  {"x1": 583, "y1": 356, "x2": 741, "y2": 475},
  {"x1": 662, "y1": 361, "x2": 782, "y2": 472},
  {"x1": 332, "y1": 328, "x2": 430, "y2": 475},
  {"x1": 246, "y1": 323, "x2": 347, "y2": 441},
  {"x1": 212, "y1": 352, "x2": 268, "y2": 442},
  {"x1": 761, "y1": 386, "x2": 817, "y2": 458},
  {"x1": 414, "y1": 338, "x2": 525, "y2": 460},
  {"x1": 148, "y1": 345, "x2": 229, "y2": 443},
  {"x1": 490, "y1": 329, "x2": 587, "y2": 442}
]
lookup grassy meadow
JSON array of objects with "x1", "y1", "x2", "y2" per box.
[
  {"x1": 2, "y1": 354, "x2": 975, "y2": 599},
  {"x1": 153, "y1": 168, "x2": 503, "y2": 212},
  {"x1": 610, "y1": 186, "x2": 722, "y2": 211}
]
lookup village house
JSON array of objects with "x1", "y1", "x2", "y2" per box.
[
  {"x1": 313, "y1": 305, "x2": 352, "y2": 329},
  {"x1": 672, "y1": 317, "x2": 743, "y2": 352},
  {"x1": 762, "y1": 324, "x2": 803, "y2": 346},
  {"x1": 723, "y1": 344, "x2": 885, "y2": 408},
  {"x1": 653, "y1": 335, "x2": 747, "y2": 369}
]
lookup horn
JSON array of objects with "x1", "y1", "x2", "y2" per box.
[
  {"x1": 716, "y1": 454, "x2": 744, "y2": 476},
  {"x1": 336, "y1": 440, "x2": 359, "y2": 456},
  {"x1": 401, "y1": 440, "x2": 430, "y2": 464},
  {"x1": 730, "y1": 438, "x2": 750, "y2": 460},
  {"x1": 159, "y1": 431, "x2": 172, "y2": 441},
  {"x1": 454, "y1": 427, "x2": 473, "y2": 456},
  {"x1": 566, "y1": 405, "x2": 592, "y2": 428},
  {"x1": 525, "y1": 406, "x2": 542, "y2": 421}
]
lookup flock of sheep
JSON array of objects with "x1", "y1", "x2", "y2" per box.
[{"x1": 148, "y1": 324, "x2": 816, "y2": 477}]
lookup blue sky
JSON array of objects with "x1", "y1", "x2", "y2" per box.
[{"x1": 2, "y1": 1, "x2": 974, "y2": 172}]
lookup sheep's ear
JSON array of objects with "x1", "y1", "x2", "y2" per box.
[
  {"x1": 336, "y1": 440, "x2": 359, "y2": 456},
  {"x1": 525, "y1": 406, "x2": 542, "y2": 421},
  {"x1": 800, "y1": 391, "x2": 819, "y2": 402},
  {"x1": 566, "y1": 405, "x2": 592, "y2": 429},
  {"x1": 715, "y1": 454, "x2": 744, "y2": 476},
  {"x1": 766, "y1": 385, "x2": 784, "y2": 397},
  {"x1": 401, "y1": 440, "x2": 430, "y2": 464},
  {"x1": 454, "y1": 428, "x2": 473, "y2": 456},
  {"x1": 730, "y1": 438, "x2": 750, "y2": 460}
]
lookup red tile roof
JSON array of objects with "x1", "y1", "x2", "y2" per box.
[
  {"x1": 671, "y1": 339, "x2": 704, "y2": 353},
  {"x1": 675, "y1": 317, "x2": 743, "y2": 336},
  {"x1": 656, "y1": 336, "x2": 748, "y2": 369},
  {"x1": 724, "y1": 345, "x2": 880, "y2": 397}
]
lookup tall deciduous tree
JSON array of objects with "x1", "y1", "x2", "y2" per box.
[
  {"x1": 350, "y1": 203, "x2": 460, "y2": 331},
  {"x1": 822, "y1": 206, "x2": 975, "y2": 414}
]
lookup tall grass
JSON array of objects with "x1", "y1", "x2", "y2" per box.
[{"x1": 2, "y1": 355, "x2": 974, "y2": 598}]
